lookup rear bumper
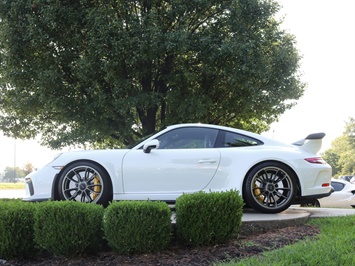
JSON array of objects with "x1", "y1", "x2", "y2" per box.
[{"x1": 293, "y1": 190, "x2": 333, "y2": 205}]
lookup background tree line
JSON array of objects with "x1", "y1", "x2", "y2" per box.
[
  {"x1": 0, "y1": 163, "x2": 35, "y2": 182},
  {"x1": 322, "y1": 117, "x2": 355, "y2": 177}
]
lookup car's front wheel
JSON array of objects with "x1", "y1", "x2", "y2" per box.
[
  {"x1": 243, "y1": 162, "x2": 297, "y2": 213},
  {"x1": 57, "y1": 161, "x2": 112, "y2": 206}
]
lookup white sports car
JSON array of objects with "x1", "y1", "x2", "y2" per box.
[
  {"x1": 23, "y1": 123, "x2": 332, "y2": 213},
  {"x1": 301, "y1": 178, "x2": 355, "y2": 208}
]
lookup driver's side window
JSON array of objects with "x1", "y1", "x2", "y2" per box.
[{"x1": 157, "y1": 127, "x2": 218, "y2": 149}]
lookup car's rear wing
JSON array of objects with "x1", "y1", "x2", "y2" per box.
[{"x1": 292, "y1": 133, "x2": 326, "y2": 154}]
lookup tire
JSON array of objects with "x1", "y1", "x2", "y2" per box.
[
  {"x1": 57, "y1": 161, "x2": 112, "y2": 206},
  {"x1": 243, "y1": 162, "x2": 296, "y2": 213},
  {"x1": 300, "y1": 199, "x2": 320, "y2": 207}
]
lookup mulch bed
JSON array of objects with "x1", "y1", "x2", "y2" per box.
[{"x1": 3, "y1": 224, "x2": 319, "y2": 266}]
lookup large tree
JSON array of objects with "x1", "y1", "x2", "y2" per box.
[{"x1": 0, "y1": 0, "x2": 304, "y2": 148}]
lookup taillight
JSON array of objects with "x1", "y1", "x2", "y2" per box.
[{"x1": 305, "y1": 157, "x2": 326, "y2": 164}]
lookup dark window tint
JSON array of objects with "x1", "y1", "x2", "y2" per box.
[
  {"x1": 216, "y1": 130, "x2": 263, "y2": 148},
  {"x1": 331, "y1": 181, "x2": 345, "y2": 192},
  {"x1": 157, "y1": 127, "x2": 219, "y2": 149}
]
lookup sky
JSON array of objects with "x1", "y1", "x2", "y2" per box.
[
  {"x1": 263, "y1": 0, "x2": 355, "y2": 146},
  {"x1": 0, "y1": 0, "x2": 354, "y2": 173}
]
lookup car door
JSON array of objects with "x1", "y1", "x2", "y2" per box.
[{"x1": 122, "y1": 127, "x2": 221, "y2": 193}]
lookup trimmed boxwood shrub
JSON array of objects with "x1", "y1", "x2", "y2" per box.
[
  {"x1": 0, "y1": 198, "x2": 22, "y2": 202},
  {"x1": 34, "y1": 201, "x2": 104, "y2": 256},
  {"x1": 175, "y1": 190, "x2": 244, "y2": 246},
  {"x1": 0, "y1": 200, "x2": 37, "y2": 259},
  {"x1": 103, "y1": 201, "x2": 172, "y2": 254}
]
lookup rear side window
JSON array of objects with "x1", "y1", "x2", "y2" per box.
[
  {"x1": 216, "y1": 130, "x2": 263, "y2": 148},
  {"x1": 331, "y1": 181, "x2": 345, "y2": 192}
]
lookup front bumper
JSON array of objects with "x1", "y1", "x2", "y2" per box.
[{"x1": 22, "y1": 165, "x2": 60, "y2": 202}]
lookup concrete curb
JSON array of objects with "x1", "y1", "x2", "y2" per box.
[
  {"x1": 240, "y1": 207, "x2": 310, "y2": 234},
  {"x1": 240, "y1": 206, "x2": 355, "y2": 234}
]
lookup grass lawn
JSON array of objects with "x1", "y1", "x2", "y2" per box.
[
  {"x1": 0, "y1": 182, "x2": 25, "y2": 190},
  {"x1": 215, "y1": 215, "x2": 355, "y2": 266}
]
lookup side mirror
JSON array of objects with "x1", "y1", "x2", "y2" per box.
[{"x1": 143, "y1": 139, "x2": 160, "y2": 153}]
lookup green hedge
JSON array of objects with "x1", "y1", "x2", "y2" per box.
[
  {"x1": 0, "y1": 201, "x2": 37, "y2": 259},
  {"x1": 103, "y1": 201, "x2": 172, "y2": 254},
  {"x1": 175, "y1": 190, "x2": 244, "y2": 246},
  {"x1": 0, "y1": 190, "x2": 244, "y2": 258},
  {"x1": 34, "y1": 201, "x2": 104, "y2": 256}
]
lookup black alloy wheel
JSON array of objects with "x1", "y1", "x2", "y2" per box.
[
  {"x1": 243, "y1": 162, "x2": 296, "y2": 213},
  {"x1": 57, "y1": 161, "x2": 112, "y2": 206}
]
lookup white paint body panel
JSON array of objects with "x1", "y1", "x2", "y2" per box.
[{"x1": 122, "y1": 149, "x2": 221, "y2": 193}]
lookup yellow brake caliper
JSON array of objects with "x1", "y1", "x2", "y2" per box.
[
  {"x1": 254, "y1": 184, "x2": 264, "y2": 203},
  {"x1": 92, "y1": 176, "x2": 101, "y2": 200}
]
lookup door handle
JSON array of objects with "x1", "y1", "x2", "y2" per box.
[{"x1": 198, "y1": 159, "x2": 217, "y2": 164}]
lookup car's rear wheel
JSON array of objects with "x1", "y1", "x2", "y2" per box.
[
  {"x1": 57, "y1": 161, "x2": 112, "y2": 206},
  {"x1": 243, "y1": 162, "x2": 296, "y2": 213},
  {"x1": 300, "y1": 199, "x2": 320, "y2": 207}
]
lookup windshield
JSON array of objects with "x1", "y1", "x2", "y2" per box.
[{"x1": 125, "y1": 133, "x2": 155, "y2": 149}]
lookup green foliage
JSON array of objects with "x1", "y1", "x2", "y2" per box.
[
  {"x1": 22, "y1": 162, "x2": 36, "y2": 176},
  {"x1": 0, "y1": 201, "x2": 37, "y2": 259},
  {"x1": 2, "y1": 166, "x2": 25, "y2": 182},
  {"x1": 175, "y1": 190, "x2": 244, "y2": 246},
  {"x1": 0, "y1": 198, "x2": 23, "y2": 202},
  {"x1": 103, "y1": 201, "x2": 172, "y2": 254},
  {"x1": 323, "y1": 117, "x2": 355, "y2": 176},
  {"x1": 34, "y1": 201, "x2": 104, "y2": 256},
  {"x1": 0, "y1": 0, "x2": 304, "y2": 148},
  {"x1": 1, "y1": 163, "x2": 34, "y2": 182},
  {"x1": 345, "y1": 117, "x2": 355, "y2": 149}
]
